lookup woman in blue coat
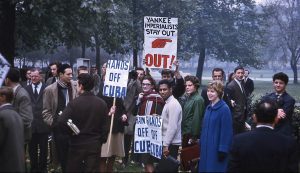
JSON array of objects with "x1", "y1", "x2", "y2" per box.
[{"x1": 199, "y1": 81, "x2": 233, "y2": 172}]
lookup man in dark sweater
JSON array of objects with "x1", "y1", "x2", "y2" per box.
[
  {"x1": 160, "y1": 61, "x2": 185, "y2": 99},
  {"x1": 58, "y1": 73, "x2": 109, "y2": 172}
]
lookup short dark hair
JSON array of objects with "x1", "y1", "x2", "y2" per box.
[
  {"x1": 136, "y1": 67, "x2": 145, "y2": 72},
  {"x1": 129, "y1": 70, "x2": 138, "y2": 80},
  {"x1": 184, "y1": 75, "x2": 200, "y2": 89},
  {"x1": 254, "y1": 99, "x2": 278, "y2": 124},
  {"x1": 49, "y1": 62, "x2": 60, "y2": 67},
  {"x1": 273, "y1": 72, "x2": 289, "y2": 85},
  {"x1": 0, "y1": 86, "x2": 14, "y2": 103},
  {"x1": 159, "y1": 79, "x2": 172, "y2": 88},
  {"x1": 77, "y1": 73, "x2": 94, "y2": 91},
  {"x1": 161, "y1": 69, "x2": 174, "y2": 77},
  {"x1": 234, "y1": 65, "x2": 244, "y2": 73},
  {"x1": 30, "y1": 68, "x2": 42, "y2": 73},
  {"x1": 58, "y1": 64, "x2": 72, "y2": 75},
  {"x1": 212, "y1": 68, "x2": 224, "y2": 76},
  {"x1": 78, "y1": 65, "x2": 88, "y2": 71},
  {"x1": 6, "y1": 68, "x2": 20, "y2": 83},
  {"x1": 142, "y1": 75, "x2": 156, "y2": 86}
]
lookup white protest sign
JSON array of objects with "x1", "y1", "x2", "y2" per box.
[
  {"x1": 0, "y1": 53, "x2": 11, "y2": 86},
  {"x1": 103, "y1": 60, "x2": 129, "y2": 98},
  {"x1": 143, "y1": 16, "x2": 178, "y2": 69},
  {"x1": 134, "y1": 116, "x2": 150, "y2": 153},
  {"x1": 134, "y1": 115, "x2": 163, "y2": 159}
]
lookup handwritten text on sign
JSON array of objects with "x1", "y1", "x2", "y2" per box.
[
  {"x1": 103, "y1": 60, "x2": 129, "y2": 98},
  {"x1": 0, "y1": 54, "x2": 10, "y2": 86},
  {"x1": 143, "y1": 16, "x2": 178, "y2": 69},
  {"x1": 134, "y1": 115, "x2": 163, "y2": 159}
]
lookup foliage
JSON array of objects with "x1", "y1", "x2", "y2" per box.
[{"x1": 261, "y1": 0, "x2": 300, "y2": 84}]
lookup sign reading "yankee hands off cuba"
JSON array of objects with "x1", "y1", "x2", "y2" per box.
[{"x1": 134, "y1": 115, "x2": 163, "y2": 159}]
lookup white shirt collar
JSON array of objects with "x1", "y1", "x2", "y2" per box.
[
  {"x1": 165, "y1": 95, "x2": 174, "y2": 104},
  {"x1": 13, "y1": 84, "x2": 20, "y2": 93},
  {"x1": 0, "y1": 103, "x2": 12, "y2": 109},
  {"x1": 256, "y1": 124, "x2": 274, "y2": 130}
]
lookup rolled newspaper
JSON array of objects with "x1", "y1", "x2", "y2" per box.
[{"x1": 67, "y1": 119, "x2": 80, "y2": 135}]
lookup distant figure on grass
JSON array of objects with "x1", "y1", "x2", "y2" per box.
[
  {"x1": 228, "y1": 99, "x2": 298, "y2": 172},
  {"x1": 244, "y1": 69, "x2": 254, "y2": 97}
]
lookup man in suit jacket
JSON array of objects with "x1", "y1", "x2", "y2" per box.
[
  {"x1": 42, "y1": 64, "x2": 77, "y2": 172},
  {"x1": 0, "y1": 87, "x2": 25, "y2": 172},
  {"x1": 20, "y1": 68, "x2": 32, "y2": 87},
  {"x1": 58, "y1": 73, "x2": 109, "y2": 172},
  {"x1": 25, "y1": 68, "x2": 50, "y2": 173},
  {"x1": 5, "y1": 68, "x2": 33, "y2": 143},
  {"x1": 228, "y1": 99, "x2": 298, "y2": 172},
  {"x1": 226, "y1": 66, "x2": 247, "y2": 135},
  {"x1": 244, "y1": 69, "x2": 254, "y2": 97},
  {"x1": 45, "y1": 62, "x2": 60, "y2": 86},
  {"x1": 262, "y1": 72, "x2": 295, "y2": 136},
  {"x1": 201, "y1": 68, "x2": 231, "y2": 108}
]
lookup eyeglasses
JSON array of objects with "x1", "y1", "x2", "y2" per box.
[{"x1": 142, "y1": 83, "x2": 151, "y2": 86}]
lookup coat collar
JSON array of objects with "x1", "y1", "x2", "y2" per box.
[{"x1": 207, "y1": 99, "x2": 225, "y2": 110}]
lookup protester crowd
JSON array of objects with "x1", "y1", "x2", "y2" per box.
[{"x1": 0, "y1": 61, "x2": 298, "y2": 173}]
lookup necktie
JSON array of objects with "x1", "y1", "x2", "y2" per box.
[
  {"x1": 34, "y1": 84, "x2": 39, "y2": 99},
  {"x1": 240, "y1": 80, "x2": 245, "y2": 94}
]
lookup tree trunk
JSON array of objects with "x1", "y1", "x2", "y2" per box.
[
  {"x1": 290, "y1": 53, "x2": 298, "y2": 84},
  {"x1": 132, "y1": 0, "x2": 138, "y2": 68},
  {"x1": 68, "y1": 46, "x2": 75, "y2": 68},
  {"x1": 0, "y1": 1, "x2": 16, "y2": 66},
  {"x1": 196, "y1": 47, "x2": 206, "y2": 85},
  {"x1": 81, "y1": 41, "x2": 86, "y2": 58},
  {"x1": 95, "y1": 33, "x2": 101, "y2": 72}
]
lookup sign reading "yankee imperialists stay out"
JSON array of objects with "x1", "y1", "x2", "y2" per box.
[{"x1": 143, "y1": 16, "x2": 178, "y2": 69}]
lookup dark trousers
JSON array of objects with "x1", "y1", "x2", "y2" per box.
[
  {"x1": 53, "y1": 129, "x2": 69, "y2": 173},
  {"x1": 168, "y1": 145, "x2": 179, "y2": 159},
  {"x1": 233, "y1": 119, "x2": 246, "y2": 135},
  {"x1": 29, "y1": 133, "x2": 49, "y2": 173},
  {"x1": 123, "y1": 134, "x2": 133, "y2": 164},
  {"x1": 66, "y1": 142, "x2": 101, "y2": 172}
]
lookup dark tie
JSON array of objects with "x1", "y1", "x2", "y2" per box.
[
  {"x1": 240, "y1": 80, "x2": 245, "y2": 94},
  {"x1": 34, "y1": 84, "x2": 39, "y2": 99}
]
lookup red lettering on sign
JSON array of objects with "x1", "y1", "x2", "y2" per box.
[{"x1": 144, "y1": 54, "x2": 176, "y2": 69}]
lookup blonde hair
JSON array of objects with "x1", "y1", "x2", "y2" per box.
[{"x1": 207, "y1": 80, "x2": 224, "y2": 98}]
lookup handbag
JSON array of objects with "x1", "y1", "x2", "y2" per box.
[
  {"x1": 180, "y1": 143, "x2": 200, "y2": 171},
  {"x1": 155, "y1": 155, "x2": 180, "y2": 172}
]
